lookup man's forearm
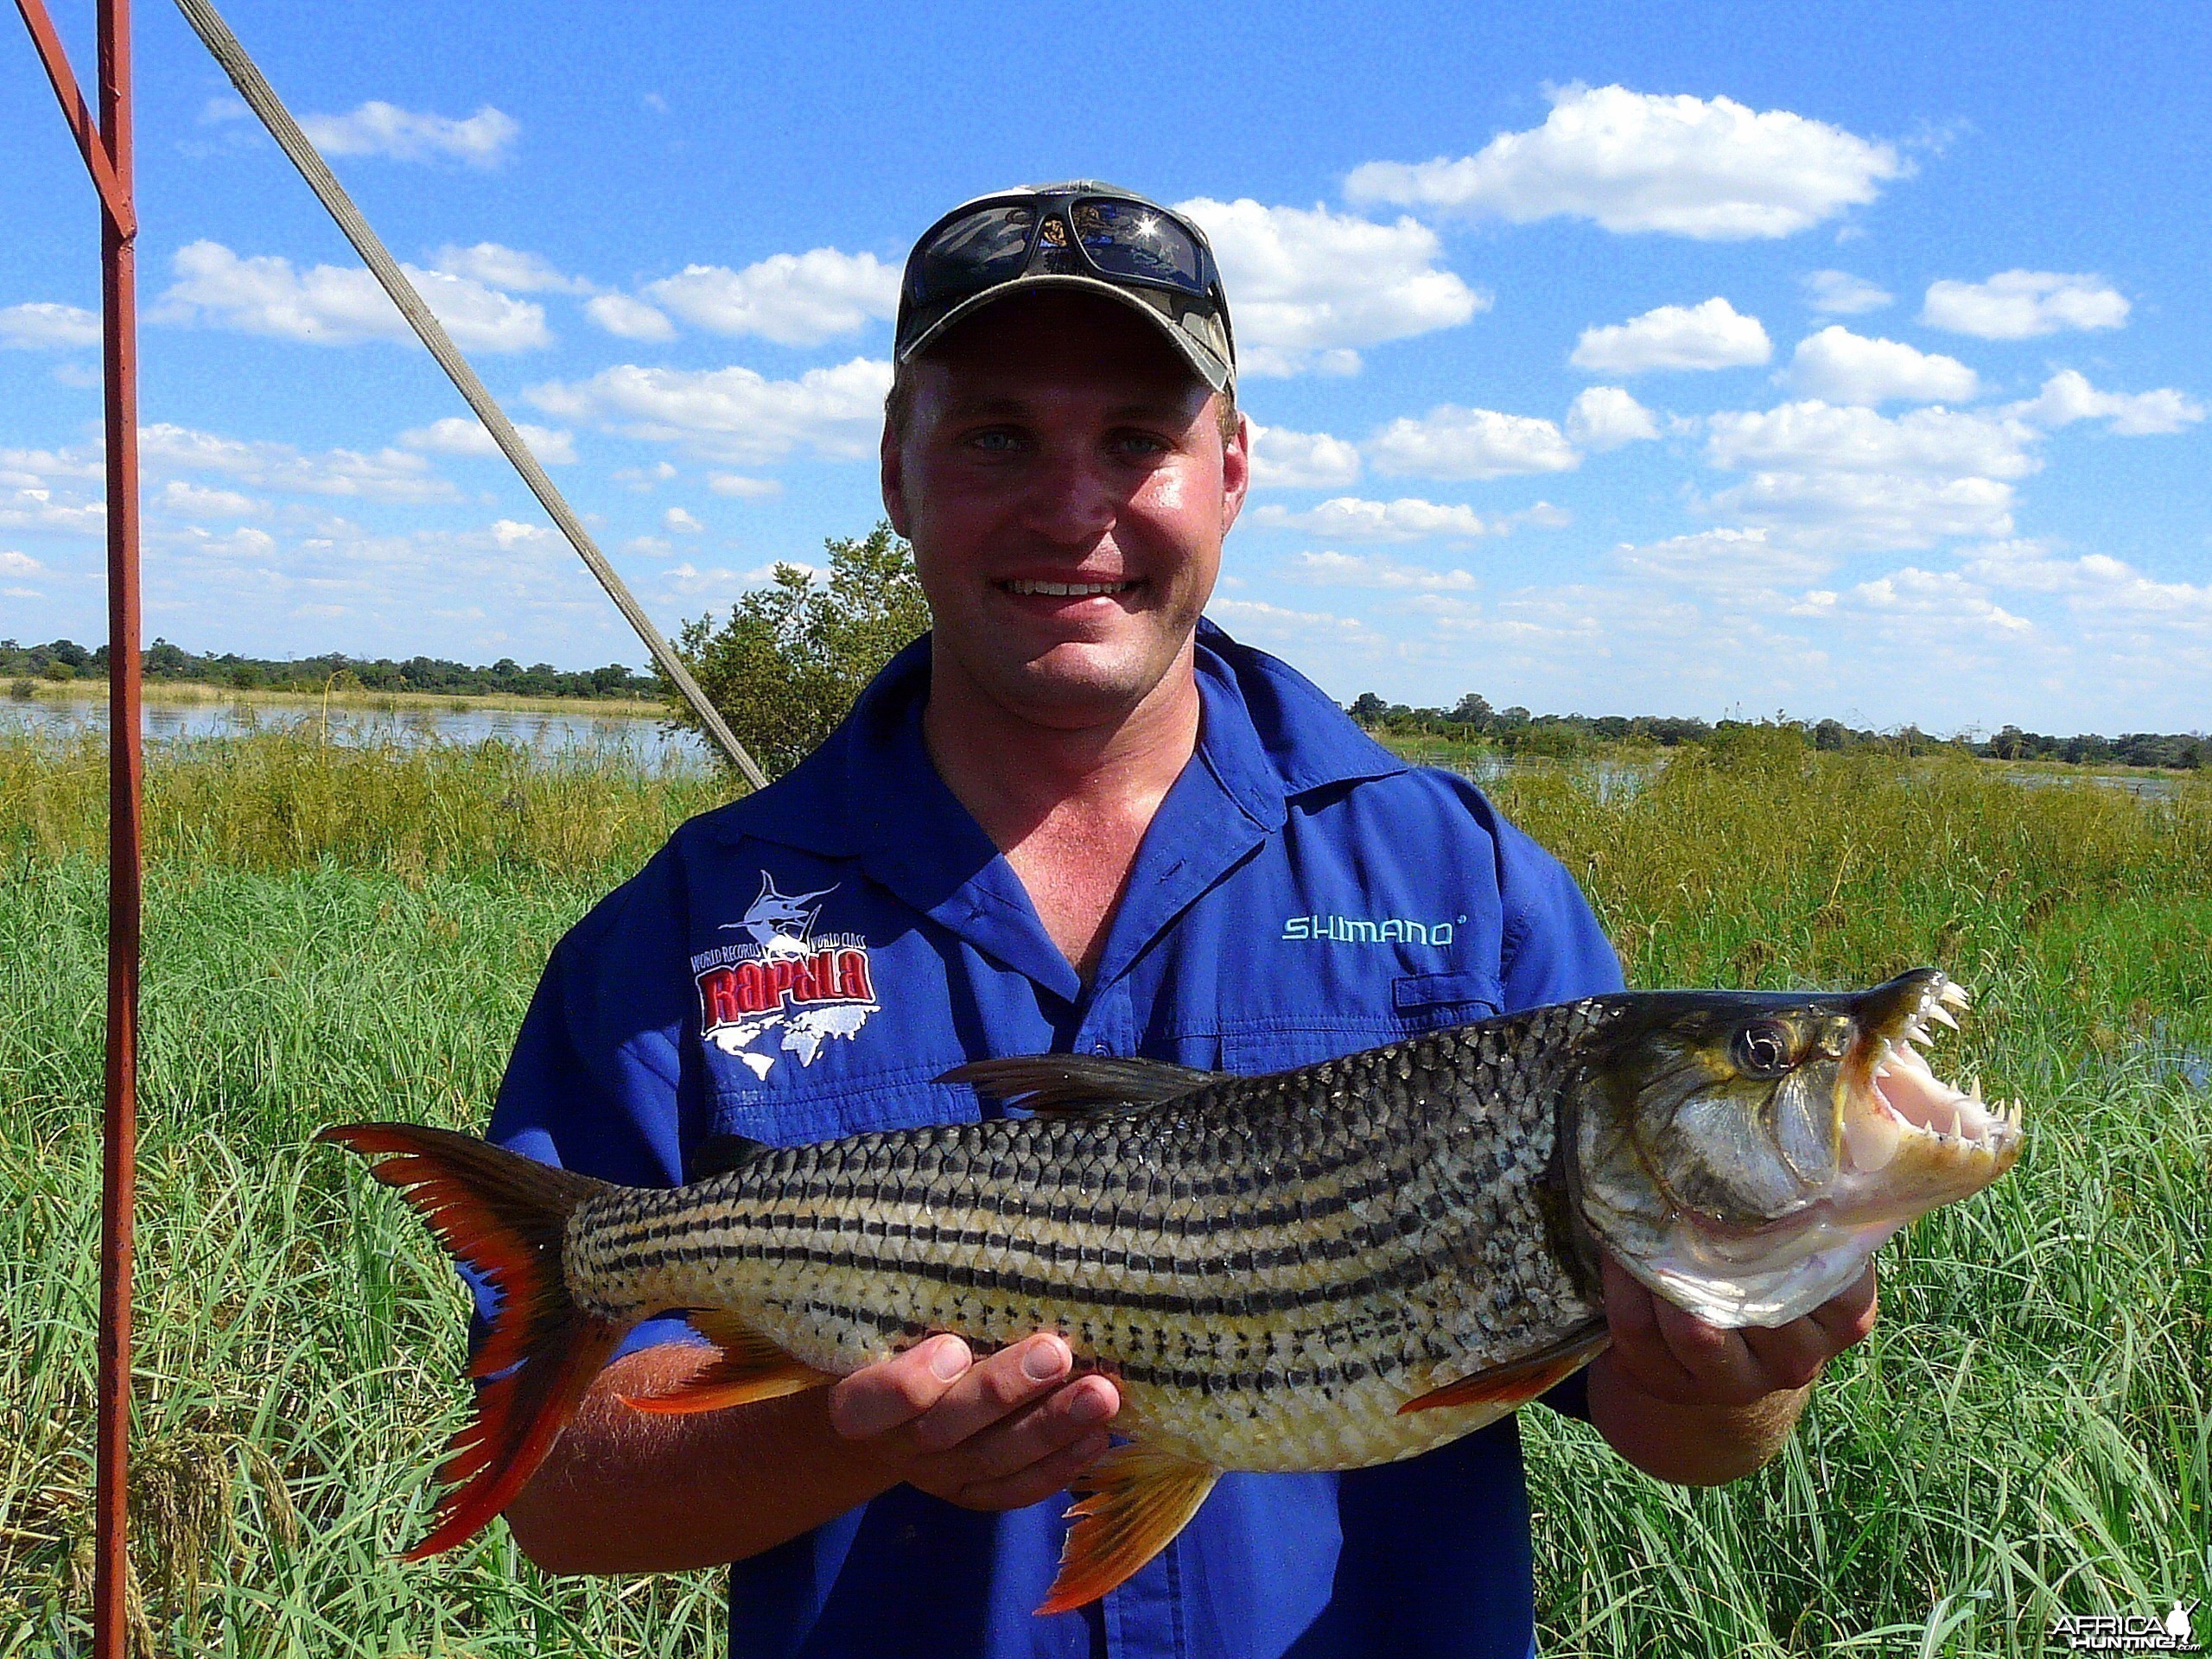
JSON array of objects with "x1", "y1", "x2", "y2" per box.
[
  {"x1": 1585, "y1": 1351, "x2": 1811, "y2": 1486},
  {"x1": 503, "y1": 1345, "x2": 897, "y2": 1574}
]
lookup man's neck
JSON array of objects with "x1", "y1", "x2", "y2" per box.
[{"x1": 921, "y1": 643, "x2": 1202, "y2": 984}]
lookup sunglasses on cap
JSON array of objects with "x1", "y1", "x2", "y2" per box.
[{"x1": 894, "y1": 184, "x2": 1236, "y2": 391}]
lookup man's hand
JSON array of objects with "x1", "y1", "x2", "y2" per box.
[
  {"x1": 829, "y1": 1332, "x2": 1120, "y2": 1512},
  {"x1": 1586, "y1": 1255, "x2": 1878, "y2": 1485}
]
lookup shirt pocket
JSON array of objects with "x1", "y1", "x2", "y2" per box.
[
  {"x1": 1390, "y1": 967, "x2": 1503, "y2": 1033},
  {"x1": 708, "y1": 1055, "x2": 977, "y2": 1148}
]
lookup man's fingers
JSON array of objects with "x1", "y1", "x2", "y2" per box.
[
  {"x1": 1647, "y1": 1292, "x2": 1765, "y2": 1399},
  {"x1": 914, "y1": 1375, "x2": 1120, "y2": 1487},
  {"x1": 949, "y1": 1428, "x2": 1115, "y2": 1514},
  {"x1": 827, "y1": 1334, "x2": 976, "y2": 1442},
  {"x1": 1738, "y1": 1319, "x2": 1835, "y2": 1392},
  {"x1": 901, "y1": 1335, "x2": 1081, "y2": 1456},
  {"x1": 1808, "y1": 1264, "x2": 1880, "y2": 1349},
  {"x1": 1597, "y1": 1254, "x2": 1698, "y2": 1397}
]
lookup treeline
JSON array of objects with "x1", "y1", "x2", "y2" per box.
[
  {"x1": 1347, "y1": 692, "x2": 2209, "y2": 771},
  {"x1": 3, "y1": 638, "x2": 659, "y2": 701}
]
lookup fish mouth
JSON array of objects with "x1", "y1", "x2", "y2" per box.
[{"x1": 1836, "y1": 970, "x2": 2024, "y2": 1180}]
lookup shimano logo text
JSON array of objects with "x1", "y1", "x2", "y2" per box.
[{"x1": 1282, "y1": 914, "x2": 1456, "y2": 946}]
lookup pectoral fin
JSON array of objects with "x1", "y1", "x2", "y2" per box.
[
  {"x1": 620, "y1": 1312, "x2": 835, "y2": 1415},
  {"x1": 1036, "y1": 1445, "x2": 1220, "y2": 1616},
  {"x1": 1396, "y1": 1320, "x2": 1611, "y2": 1415}
]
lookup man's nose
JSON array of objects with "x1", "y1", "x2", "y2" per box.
[{"x1": 1015, "y1": 446, "x2": 1123, "y2": 546}]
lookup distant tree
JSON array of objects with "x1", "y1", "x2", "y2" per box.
[
  {"x1": 1450, "y1": 692, "x2": 1494, "y2": 728},
  {"x1": 1348, "y1": 692, "x2": 1388, "y2": 726},
  {"x1": 665, "y1": 522, "x2": 932, "y2": 779}
]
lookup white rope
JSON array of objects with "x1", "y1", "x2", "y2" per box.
[{"x1": 168, "y1": 0, "x2": 769, "y2": 790}]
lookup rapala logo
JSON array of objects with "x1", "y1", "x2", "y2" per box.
[{"x1": 693, "y1": 874, "x2": 880, "y2": 1079}]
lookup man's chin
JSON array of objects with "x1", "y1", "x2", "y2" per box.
[{"x1": 941, "y1": 631, "x2": 1192, "y2": 728}]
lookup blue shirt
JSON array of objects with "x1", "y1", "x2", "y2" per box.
[{"x1": 488, "y1": 620, "x2": 1624, "y2": 1659}]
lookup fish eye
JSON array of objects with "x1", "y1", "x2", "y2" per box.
[{"x1": 1730, "y1": 1020, "x2": 1796, "y2": 1079}]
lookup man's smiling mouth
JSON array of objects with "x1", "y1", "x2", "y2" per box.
[{"x1": 1001, "y1": 579, "x2": 1141, "y2": 597}]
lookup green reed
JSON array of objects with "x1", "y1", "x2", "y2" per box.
[{"x1": 1, "y1": 728, "x2": 2204, "y2": 1656}]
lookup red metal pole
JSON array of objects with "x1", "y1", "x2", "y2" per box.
[{"x1": 93, "y1": 0, "x2": 140, "y2": 1653}]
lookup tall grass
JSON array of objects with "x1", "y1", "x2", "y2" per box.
[{"x1": 1, "y1": 728, "x2": 2205, "y2": 1655}]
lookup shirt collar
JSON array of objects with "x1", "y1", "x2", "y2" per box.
[{"x1": 706, "y1": 619, "x2": 1408, "y2": 865}]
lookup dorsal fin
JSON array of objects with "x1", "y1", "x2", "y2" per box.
[
  {"x1": 940, "y1": 1055, "x2": 1224, "y2": 1116},
  {"x1": 685, "y1": 1132, "x2": 769, "y2": 1184}
]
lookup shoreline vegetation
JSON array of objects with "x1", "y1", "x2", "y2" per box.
[{"x1": 2, "y1": 726, "x2": 2205, "y2": 1655}]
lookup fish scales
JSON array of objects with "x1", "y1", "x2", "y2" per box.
[{"x1": 564, "y1": 1007, "x2": 1605, "y2": 1471}]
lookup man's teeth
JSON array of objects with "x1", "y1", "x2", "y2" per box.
[{"x1": 1005, "y1": 579, "x2": 1135, "y2": 596}]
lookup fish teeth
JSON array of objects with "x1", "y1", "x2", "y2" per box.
[
  {"x1": 1938, "y1": 982, "x2": 1973, "y2": 1011},
  {"x1": 1929, "y1": 1005, "x2": 1961, "y2": 1031}
]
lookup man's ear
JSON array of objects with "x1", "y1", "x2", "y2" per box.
[
  {"x1": 880, "y1": 415, "x2": 911, "y2": 537},
  {"x1": 1218, "y1": 408, "x2": 1252, "y2": 537}
]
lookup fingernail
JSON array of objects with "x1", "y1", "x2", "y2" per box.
[
  {"x1": 1021, "y1": 1338, "x2": 1070, "y2": 1382},
  {"x1": 929, "y1": 1338, "x2": 971, "y2": 1381},
  {"x1": 1069, "y1": 1382, "x2": 1112, "y2": 1422}
]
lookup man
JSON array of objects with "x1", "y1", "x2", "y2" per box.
[{"x1": 486, "y1": 183, "x2": 1878, "y2": 1658}]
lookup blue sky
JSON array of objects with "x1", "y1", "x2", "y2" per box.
[{"x1": 5, "y1": 0, "x2": 2208, "y2": 733}]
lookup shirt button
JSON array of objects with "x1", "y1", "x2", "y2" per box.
[{"x1": 1090, "y1": 1040, "x2": 1111, "y2": 1055}]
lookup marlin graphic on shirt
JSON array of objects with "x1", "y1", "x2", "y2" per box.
[{"x1": 723, "y1": 874, "x2": 835, "y2": 958}]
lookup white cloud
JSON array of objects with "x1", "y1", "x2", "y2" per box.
[
  {"x1": 1779, "y1": 326, "x2": 1979, "y2": 404},
  {"x1": 664, "y1": 506, "x2": 704, "y2": 534},
  {"x1": 1344, "y1": 85, "x2": 1903, "y2": 239},
  {"x1": 1698, "y1": 400, "x2": 2044, "y2": 550},
  {"x1": 1802, "y1": 270, "x2": 1891, "y2": 316},
  {"x1": 0, "y1": 443, "x2": 103, "y2": 484},
  {"x1": 1571, "y1": 298, "x2": 1770, "y2": 373},
  {"x1": 298, "y1": 102, "x2": 518, "y2": 167},
  {"x1": 1174, "y1": 198, "x2": 1486, "y2": 376},
  {"x1": 155, "y1": 241, "x2": 550, "y2": 352},
  {"x1": 1705, "y1": 402, "x2": 2038, "y2": 479},
  {"x1": 1613, "y1": 525, "x2": 1836, "y2": 587},
  {"x1": 1707, "y1": 471, "x2": 2018, "y2": 549},
  {"x1": 1565, "y1": 386, "x2": 1662, "y2": 449},
  {"x1": 644, "y1": 249, "x2": 899, "y2": 346},
  {"x1": 1366, "y1": 406, "x2": 1579, "y2": 480},
  {"x1": 1, "y1": 302, "x2": 100, "y2": 350},
  {"x1": 581, "y1": 294, "x2": 674, "y2": 344},
  {"x1": 2001, "y1": 370, "x2": 2204, "y2": 436},
  {"x1": 139, "y1": 422, "x2": 457, "y2": 502},
  {"x1": 528, "y1": 358, "x2": 892, "y2": 465},
  {"x1": 397, "y1": 416, "x2": 577, "y2": 465},
  {"x1": 1920, "y1": 270, "x2": 2128, "y2": 339},
  {"x1": 1284, "y1": 550, "x2": 1478, "y2": 590},
  {"x1": 1205, "y1": 595, "x2": 1377, "y2": 641},
  {"x1": 1826, "y1": 566, "x2": 2032, "y2": 635},
  {"x1": 1247, "y1": 423, "x2": 1363, "y2": 489},
  {"x1": 0, "y1": 487, "x2": 104, "y2": 535},
  {"x1": 1, "y1": 549, "x2": 46, "y2": 575},
  {"x1": 157, "y1": 480, "x2": 262, "y2": 519},
  {"x1": 1249, "y1": 495, "x2": 1489, "y2": 541},
  {"x1": 614, "y1": 461, "x2": 678, "y2": 490},
  {"x1": 708, "y1": 473, "x2": 782, "y2": 499},
  {"x1": 428, "y1": 243, "x2": 590, "y2": 294},
  {"x1": 1964, "y1": 539, "x2": 2212, "y2": 622}
]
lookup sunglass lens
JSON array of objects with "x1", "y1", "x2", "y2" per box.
[
  {"x1": 914, "y1": 206, "x2": 1036, "y2": 297},
  {"x1": 1072, "y1": 199, "x2": 1205, "y2": 290}
]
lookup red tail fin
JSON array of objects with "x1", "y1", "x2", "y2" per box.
[{"x1": 318, "y1": 1122, "x2": 628, "y2": 1560}]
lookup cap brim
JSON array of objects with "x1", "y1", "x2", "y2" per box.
[{"x1": 897, "y1": 274, "x2": 1233, "y2": 395}]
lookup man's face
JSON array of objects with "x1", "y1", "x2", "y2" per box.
[{"x1": 882, "y1": 291, "x2": 1249, "y2": 730}]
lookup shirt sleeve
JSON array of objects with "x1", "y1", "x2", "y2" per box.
[{"x1": 473, "y1": 839, "x2": 713, "y2": 1363}]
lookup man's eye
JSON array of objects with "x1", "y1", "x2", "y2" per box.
[
  {"x1": 968, "y1": 430, "x2": 1022, "y2": 454},
  {"x1": 1111, "y1": 431, "x2": 1170, "y2": 458}
]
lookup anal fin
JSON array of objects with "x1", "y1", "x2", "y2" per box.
[
  {"x1": 1037, "y1": 1444, "x2": 1220, "y2": 1616},
  {"x1": 1397, "y1": 1320, "x2": 1611, "y2": 1415},
  {"x1": 620, "y1": 1311, "x2": 835, "y2": 1415}
]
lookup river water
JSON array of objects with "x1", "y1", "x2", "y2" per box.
[
  {"x1": 3, "y1": 693, "x2": 2198, "y2": 798},
  {"x1": 1, "y1": 692, "x2": 714, "y2": 768}
]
